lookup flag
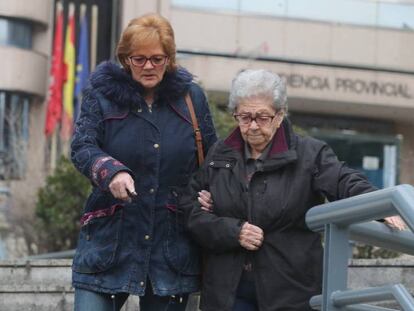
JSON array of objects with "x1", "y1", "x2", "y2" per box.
[
  {"x1": 61, "y1": 4, "x2": 76, "y2": 140},
  {"x1": 74, "y1": 11, "x2": 89, "y2": 122},
  {"x1": 44, "y1": 4, "x2": 64, "y2": 136}
]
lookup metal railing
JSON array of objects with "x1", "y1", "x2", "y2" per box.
[
  {"x1": 305, "y1": 184, "x2": 414, "y2": 311},
  {"x1": 26, "y1": 249, "x2": 75, "y2": 260}
]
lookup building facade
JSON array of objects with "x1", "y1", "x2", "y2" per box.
[
  {"x1": 0, "y1": 0, "x2": 115, "y2": 257},
  {"x1": 0, "y1": 0, "x2": 413, "y2": 256},
  {"x1": 0, "y1": 0, "x2": 52, "y2": 258},
  {"x1": 161, "y1": 0, "x2": 414, "y2": 189}
]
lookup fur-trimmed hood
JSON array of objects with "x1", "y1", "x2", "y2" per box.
[{"x1": 88, "y1": 61, "x2": 193, "y2": 108}]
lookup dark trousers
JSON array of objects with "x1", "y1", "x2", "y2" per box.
[
  {"x1": 232, "y1": 272, "x2": 259, "y2": 311},
  {"x1": 140, "y1": 284, "x2": 189, "y2": 311}
]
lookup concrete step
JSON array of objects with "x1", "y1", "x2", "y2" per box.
[
  {"x1": 0, "y1": 259, "x2": 136, "y2": 310},
  {"x1": 349, "y1": 258, "x2": 414, "y2": 309},
  {"x1": 0, "y1": 259, "x2": 72, "y2": 311},
  {"x1": 1, "y1": 258, "x2": 413, "y2": 310},
  {"x1": 0, "y1": 259, "x2": 200, "y2": 311}
]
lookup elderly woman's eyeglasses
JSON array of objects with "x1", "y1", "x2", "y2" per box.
[
  {"x1": 129, "y1": 55, "x2": 168, "y2": 67},
  {"x1": 233, "y1": 113, "x2": 276, "y2": 127}
]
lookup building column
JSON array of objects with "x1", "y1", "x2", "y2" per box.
[{"x1": 396, "y1": 122, "x2": 414, "y2": 186}]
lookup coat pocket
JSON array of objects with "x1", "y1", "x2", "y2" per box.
[
  {"x1": 163, "y1": 189, "x2": 201, "y2": 276},
  {"x1": 72, "y1": 204, "x2": 124, "y2": 274}
]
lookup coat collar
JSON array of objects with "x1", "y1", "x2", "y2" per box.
[
  {"x1": 88, "y1": 61, "x2": 193, "y2": 108},
  {"x1": 224, "y1": 119, "x2": 291, "y2": 157},
  {"x1": 220, "y1": 119, "x2": 298, "y2": 170}
]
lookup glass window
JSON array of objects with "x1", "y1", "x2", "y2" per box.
[
  {"x1": 172, "y1": 0, "x2": 239, "y2": 11},
  {"x1": 240, "y1": 0, "x2": 286, "y2": 15},
  {"x1": 315, "y1": 134, "x2": 399, "y2": 189},
  {"x1": 0, "y1": 92, "x2": 30, "y2": 180},
  {"x1": 0, "y1": 17, "x2": 32, "y2": 49},
  {"x1": 172, "y1": 0, "x2": 414, "y2": 30},
  {"x1": 285, "y1": 0, "x2": 377, "y2": 26},
  {"x1": 378, "y1": 2, "x2": 414, "y2": 29}
]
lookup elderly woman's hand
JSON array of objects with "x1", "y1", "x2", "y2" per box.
[
  {"x1": 384, "y1": 216, "x2": 406, "y2": 231},
  {"x1": 198, "y1": 190, "x2": 214, "y2": 212},
  {"x1": 239, "y1": 222, "x2": 264, "y2": 251},
  {"x1": 109, "y1": 171, "x2": 136, "y2": 202}
]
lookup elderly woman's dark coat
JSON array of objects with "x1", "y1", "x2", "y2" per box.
[
  {"x1": 71, "y1": 61, "x2": 217, "y2": 296},
  {"x1": 179, "y1": 120, "x2": 375, "y2": 310}
]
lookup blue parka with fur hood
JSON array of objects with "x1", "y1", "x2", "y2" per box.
[{"x1": 70, "y1": 61, "x2": 217, "y2": 296}]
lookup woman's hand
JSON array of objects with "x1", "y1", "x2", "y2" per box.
[
  {"x1": 384, "y1": 216, "x2": 406, "y2": 231},
  {"x1": 239, "y1": 222, "x2": 264, "y2": 251},
  {"x1": 198, "y1": 190, "x2": 214, "y2": 212},
  {"x1": 109, "y1": 171, "x2": 136, "y2": 202}
]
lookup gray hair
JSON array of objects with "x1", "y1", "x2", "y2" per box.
[{"x1": 228, "y1": 69, "x2": 287, "y2": 112}]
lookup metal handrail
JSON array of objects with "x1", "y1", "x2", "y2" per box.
[
  {"x1": 331, "y1": 285, "x2": 414, "y2": 309},
  {"x1": 306, "y1": 184, "x2": 414, "y2": 232},
  {"x1": 305, "y1": 184, "x2": 414, "y2": 311},
  {"x1": 310, "y1": 295, "x2": 401, "y2": 311},
  {"x1": 25, "y1": 249, "x2": 75, "y2": 260},
  {"x1": 349, "y1": 222, "x2": 414, "y2": 255}
]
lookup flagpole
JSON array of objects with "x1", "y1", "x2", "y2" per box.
[
  {"x1": 50, "y1": 129, "x2": 57, "y2": 171},
  {"x1": 80, "y1": 3, "x2": 86, "y2": 19},
  {"x1": 91, "y1": 5, "x2": 99, "y2": 71}
]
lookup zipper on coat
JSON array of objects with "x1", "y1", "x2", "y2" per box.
[
  {"x1": 246, "y1": 189, "x2": 253, "y2": 224},
  {"x1": 245, "y1": 174, "x2": 258, "y2": 276},
  {"x1": 243, "y1": 187, "x2": 256, "y2": 277}
]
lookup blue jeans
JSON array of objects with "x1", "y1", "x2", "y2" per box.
[
  {"x1": 74, "y1": 288, "x2": 128, "y2": 311},
  {"x1": 74, "y1": 286, "x2": 188, "y2": 311}
]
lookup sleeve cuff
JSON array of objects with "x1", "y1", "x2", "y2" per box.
[{"x1": 91, "y1": 156, "x2": 133, "y2": 191}]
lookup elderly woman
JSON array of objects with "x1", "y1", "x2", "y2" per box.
[
  {"x1": 180, "y1": 69, "x2": 404, "y2": 311},
  {"x1": 71, "y1": 13, "x2": 216, "y2": 311}
]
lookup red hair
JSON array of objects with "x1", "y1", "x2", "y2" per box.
[{"x1": 116, "y1": 13, "x2": 177, "y2": 72}]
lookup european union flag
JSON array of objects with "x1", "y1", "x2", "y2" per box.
[{"x1": 74, "y1": 12, "x2": 89, "y2": 122}]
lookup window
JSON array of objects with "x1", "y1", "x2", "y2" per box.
[
  {"x1": 0, "y1": 17, "x2": 32, "y2": 49},
  {"x1": 290, "y1": 113, "x2": 399, "y2": 189},
  {"x1": 172, "y1": 0, "x2": 414, "y2": 30},
  {"x1": 0, "y1": 92, "x2": 30, "y2": 179}
]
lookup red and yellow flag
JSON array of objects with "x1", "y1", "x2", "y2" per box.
[{"x1": 61, "y1": 3, "x2": 76, "y2": 140}]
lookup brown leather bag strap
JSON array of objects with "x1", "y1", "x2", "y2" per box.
[{"x1": 185, "y1": 93, "x2": 204, "y2": 166}]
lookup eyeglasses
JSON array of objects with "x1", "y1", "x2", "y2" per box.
[
  {"x1": 129, "y1": 55, "x2": 168, "y2": 67},
  {"x1": 233, "y1": 113, "x2": 276, "y2": 127}
]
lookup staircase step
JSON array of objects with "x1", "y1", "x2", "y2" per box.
[{"x1": 1, "y1": 258, "x2": 413, "y2": 310}]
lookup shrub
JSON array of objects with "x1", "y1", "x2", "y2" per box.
[{"x1": 35, "y1": 156, "x2": 90, "y2": 252}]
